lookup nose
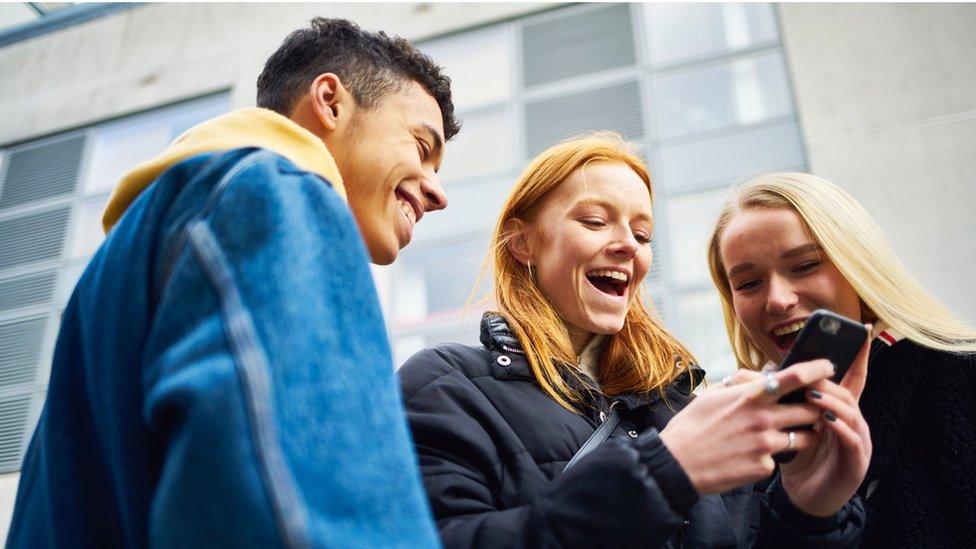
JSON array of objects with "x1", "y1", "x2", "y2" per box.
[
  {"x1": 765, "y1": 275, "x2": 798, "y2": 315},
  {"x1": 421, "y1": 174, "x2": 448, "y2": 212},
  {"x1": 608, "y1": 228, "x2": 640, "y2": 259}
]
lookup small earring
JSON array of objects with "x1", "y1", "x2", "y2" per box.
[{"x1": 527, "y1": 260, "x2": 534, "y2": 278}]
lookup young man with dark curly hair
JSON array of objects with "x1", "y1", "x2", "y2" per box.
[{"x1": 8, "y1": 18, "x2": 458, "y2": 547}]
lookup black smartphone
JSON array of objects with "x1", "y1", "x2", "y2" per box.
[
  {"x1": 776, "y1": 309, "x2": 868, "y2": 405},
  {"x1": 773, "y1": 310, "x2": 867, "y2": 463}
]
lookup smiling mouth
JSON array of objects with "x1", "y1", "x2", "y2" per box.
[
  {"x1": 395, "y1": 190, "x2": 421, "y2": 226},
  {"x1": 770, "y1": 320, "x2": 806, "y2": 352},
  {"x1": 585, "y1": 270, "x2": 629, "y2": 297}
]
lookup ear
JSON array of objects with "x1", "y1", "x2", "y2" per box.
[
  {"x1": 308, "y1": 73, "x2": 353, "y2": 132},
  {"x1": 504, "y1": 218, "x2": 533, "y2": 265}
]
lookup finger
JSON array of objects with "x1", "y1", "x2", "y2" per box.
[
  {"x1": 769, "y1": 403, "x2": 822, "y2": 429},
  {"x1": 777, "y1": 429, "x2": 818, "y2": 454},
  {"x1": 744, "y1": 359, "x2": 833, "y2": 402},
  {"x1": 807, "y1": 379, "x2": 857, "y2": 409},
  {"x1": 805, "y1": 384, "x2": 860, "y2": 428},
  {"x1": 840, "y1": 324, "x2": 872, "y2": 401},
  {"x1": 822, "y1": 410, "x2": 871, "y2": 459},
  {"x1": 727, "y1": 369, "x2": 763, "y2": 386}
]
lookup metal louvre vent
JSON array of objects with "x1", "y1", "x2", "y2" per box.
[
  {"x1": 0, "y1": 271, "x2": 57, "y2": 312},
  {"x1": 525, "y1": 80, "x2": 644, "y2": 156},
  {"x1": 521, "y1": 4, "x2": 636, "y2": 88},
  {"x1": 0, "y1": 135, "x2": 85, "y2": 210},
  {"x1": 0, "y1": 317, "x2": 46, "y2": 388},
  {"x1": 0, "y1": 207, "x2": 71, "y2": 270},
  {"x1": 0, "y1": 395, "x2": 32, "y2": 472}
]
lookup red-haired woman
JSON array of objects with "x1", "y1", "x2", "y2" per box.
[{"x1": 398, "y1": 134, "x2": 870, "y2": 547}]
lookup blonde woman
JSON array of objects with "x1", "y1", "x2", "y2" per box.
[
  {"x1": 399, "y1": 137, "x2": 870, "y2": 547},
  {"x1": 707, "y1": 172, "x2": 976, "y2": 547}
]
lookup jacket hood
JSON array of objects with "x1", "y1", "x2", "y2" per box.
[{"x1": 101, "y1": 107, "x2": 345, "y2": 232}]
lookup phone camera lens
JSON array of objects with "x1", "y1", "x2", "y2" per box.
[{"x1": 820, "y1": 317, "x2": 841, "y2": 334}]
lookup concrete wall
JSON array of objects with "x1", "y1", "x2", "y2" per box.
[
  {"x1": 779, "y1": 3, "x2": 976, "y2": 324},
  {"x1": 0, "y1": 2, "x2": 550, "y2": 145}
]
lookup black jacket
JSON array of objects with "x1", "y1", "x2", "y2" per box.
[
  {"x1": 858, "y1": 337, "x2": 976, "y2": 547},
  {"x1": 399, "y1": 314, "x2": 865, "y2": 548}
]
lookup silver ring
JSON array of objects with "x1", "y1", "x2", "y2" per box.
[
  {"x1": 721, "y1": 375, "x2": 734, "y2": 387},
  {"x1": 787, "y1": 431, "x2": 797, "y2": 451},
  {"x1": 762, "y1": 372, "x2": 780, "y2": 396}
]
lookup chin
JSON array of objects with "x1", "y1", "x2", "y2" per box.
[
  {"x1": 582, "y1": 315, "x2": 627, "y2": 336},
  {"x1": 367, "y1": 241, "x2": 399, "y2": 266}
]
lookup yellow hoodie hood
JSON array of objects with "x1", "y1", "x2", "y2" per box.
[{"x1": 101, "y1": 107, "x2": 345, "y2": 233}]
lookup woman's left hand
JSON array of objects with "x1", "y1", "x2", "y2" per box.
[{"x1": 778, "y1": 330, "x2": 873, "y2": 517}]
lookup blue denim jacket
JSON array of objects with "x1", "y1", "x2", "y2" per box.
[{"x1": 7, "y1": 148, "x2": 440, "y2": 548}]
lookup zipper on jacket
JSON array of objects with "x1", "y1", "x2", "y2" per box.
[{"x1": 599, "y1": 400, "x2": 619, "y2": 423}]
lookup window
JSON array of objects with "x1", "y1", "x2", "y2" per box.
[
  {"x1": 397, "y1": 4, "x2": 805, "y2": 382},
  {"x1": 0, "y1": 93, "x2": 230, "y2": 472}
]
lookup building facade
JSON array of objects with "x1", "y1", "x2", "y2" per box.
[{"x1": 1, "y1": 2, "x2": 974, "y2": 539}]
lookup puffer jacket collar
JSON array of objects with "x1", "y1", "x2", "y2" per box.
[{"x1": 478, "y1": 312, "x2": 706, "y2": 413}]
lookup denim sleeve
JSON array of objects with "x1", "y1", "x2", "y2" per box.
[{"x1": 140, "y1": 150, "x2": 439, "y2": 548}]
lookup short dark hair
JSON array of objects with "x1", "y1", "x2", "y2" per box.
[{"x1": 257, "y1": 17, "x2": 459, "y2": 141}]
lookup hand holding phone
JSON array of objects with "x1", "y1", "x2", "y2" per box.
[
  {"x1": 774, "y1": 310, "x2": 867, "y2": 462},
  {"x1": 776, "y1": 309, "x2": 868, "y2": 405}
]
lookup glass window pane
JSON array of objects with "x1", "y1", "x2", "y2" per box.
[
  {"x1": 422, "y1": 25, "x2": 512, "y2": 111},
  {"x1": 674, "y1": 289, "x2": 737, "y2": 381},
  {"x1": 438, "y1": 108, "x2": 515, "y2": 184},
  {"x1": 666, "y1": 189, "x2": 729, "y2": 285},
  {"x1": 85, "y1": 121, "x2": 173, "y2": 195},
  {"x1": 394, "y1": 319, "x2": 481, "y2": 368},
  {"x1": 392, "y1": 237, "x2": 491, "y2": 325},
  {"x1": 70, "y1": 197, "x2": 110, "y2": 258},
  {"x1": 411, "y1": 176, "x2": 512, "y2": 245},
  {"x1": 657, "y1": 121, "x2": 804, "y2": 191},
  {"x1": 652, "y1": 52, "x2": 793, "y2": 139},
  {"x1": 84, "y1": 95, "x2": 229, "y2": 195},
  {"x1": 168, "y1": 95, "x2": 231, "y2": 138},
  {"x1": 642, "y1": 3, "x2": 778, "y2": 66}
]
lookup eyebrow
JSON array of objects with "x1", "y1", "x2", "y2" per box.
[
  {"x1": 782, "y1": 242, "x2": 821, "y2": 259},
  {"x1": 575, "y1": 198, "x2": 654, "y2": 224},
  {"x1": 419, "y1": 122, "x2": 444, "y2": 172},
  {"x1": 726, "y1": 243, "x2": 823, "y2": 277}
]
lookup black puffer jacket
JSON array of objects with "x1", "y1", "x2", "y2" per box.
[{"x1": 399, "y1": 314, "x2": 865, "y2": 548}]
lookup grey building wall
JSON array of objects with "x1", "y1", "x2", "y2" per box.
[
  {"x1": 0, "y1": 2, "x2": 550, "y2": 144},
  {"x1": 779, "y1": 3, "x2": 976, "y2": 324}
]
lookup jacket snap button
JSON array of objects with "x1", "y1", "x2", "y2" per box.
[
  {"x1": 496, "y1": 355, "x2": 511, "y2": 366},
  {"x1": 628, "y1": 430, "x2": 638, "y2": 438},
  {"x1": 599, "y1": 411, "x2": 607, "y2": 422}
]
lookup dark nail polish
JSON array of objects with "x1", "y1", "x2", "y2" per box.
[
  {"x1": 810, "y1": 390, "x2": 823, "y2": 399},
  {"x1": 824, "y1": 411, "x2": 837, "y2": 422}
]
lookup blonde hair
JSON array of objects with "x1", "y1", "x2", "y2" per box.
[
  {"x1": 478, "y1": 133, "x2": 696, "y2": 411},
  {"x1": 707, "y1": 172, "x2": 976, "y2": 370}
]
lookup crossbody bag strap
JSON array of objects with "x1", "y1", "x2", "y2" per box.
[{"x1": 563, "y1": 409, "x2": 620, "y2": 473}]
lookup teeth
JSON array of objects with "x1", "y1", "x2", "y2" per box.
[
  {"x1": 399, "y1": 200, "x2": 416, "y2": 224},
  {"x1": 773, "y1": 321, "x2": 805, "y2": 337},
  {"x1": 588, "y1": 269, "x2": 629, "y2": 282}
]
